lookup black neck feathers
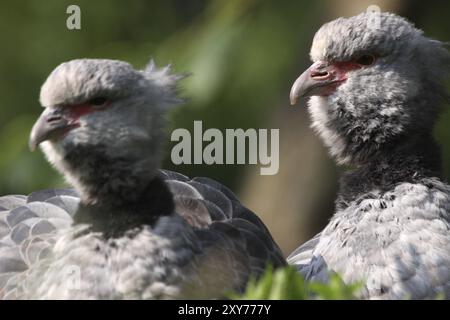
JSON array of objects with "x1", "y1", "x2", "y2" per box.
[
  {"x1": 74, "y1": 176, "x2": 174, "y2": 238},
  {"x1": 64, "y1": 145, "x2": 174, "y2": 237},
  {"x1": 336, "y1": 133, "x2": 443, "y2": 210}
]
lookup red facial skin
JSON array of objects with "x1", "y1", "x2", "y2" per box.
[
  {"x1": 58, "y1": 101, "x2": 111, "y2": 137},
  {"x1": 334, "y1": 61, "x2": 365, "y2": 73},
  {"x1": 310, "y1": 61, "x2": 364, "y2": 96},
  {"x1": 66, "y1": 101, "x2": 111, "y2": 125}
]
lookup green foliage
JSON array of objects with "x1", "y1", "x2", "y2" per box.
[
  {"x1": 231, "y1": 266, "x2": 362, "y2": 300},
  {"x1": 308, "y1": 274, "x2": 363, "y2": 300}
]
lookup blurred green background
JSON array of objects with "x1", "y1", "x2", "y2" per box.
[{"x1": 0, "y1": 0, "x2": 449, "y2": 255}]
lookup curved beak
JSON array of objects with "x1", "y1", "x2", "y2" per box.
[
  {"x1": 29, "y1": 108, "x2": 70, "y2": 151},
  {"x1": 290, "y1": 60, "x2": 347, "y2": 106}
]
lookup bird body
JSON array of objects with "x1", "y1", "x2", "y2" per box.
[
  {"x1": 0, "y1": 59, "x2": 284, "y2": 299},
  {"x1": 290, "y1": 177, "x2": 450, "y2": 299},
  {"x1": 288, "y1": 12, "x2": 450, "y2": 299},
  {"x1": 1, "y1": 170, "x2": 284, "y2": 299},
  {"x1": 0, "y1": 171, "x2": 284, "y2": 299}
]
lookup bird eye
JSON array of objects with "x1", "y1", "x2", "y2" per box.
[
  {"x1": 355, "y1": 54, "x2": 376, "y2": 66},
  {"x1": 88, "y1": 97, "x2": 109, "y2": 108}
]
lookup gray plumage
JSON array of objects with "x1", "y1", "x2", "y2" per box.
[
  {"x1": 0, "y1": 59, "x2": 284, "y2": 299},
  {"x1": 288, "y1": 12, "x2": 450, "y2": 299}
]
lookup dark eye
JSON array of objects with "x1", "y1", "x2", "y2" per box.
[
  {"x1": 88, "y1": 97, "x2": 109, "y2": 108},
  {"x1": 355, "y1": 54, "x2": 376, "y2": 66}
]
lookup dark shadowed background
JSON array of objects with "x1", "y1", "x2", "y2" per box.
[{"x1": 0, "y1": 0, "x2": 449, "y2": 256}]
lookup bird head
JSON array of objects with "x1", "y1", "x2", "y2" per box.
[
  {"x1": 29, "y1": 59, "x2": 183, "y2": 203},
  {"x1": 290, "y1": 12, "x2": 450, "y2": 165}
]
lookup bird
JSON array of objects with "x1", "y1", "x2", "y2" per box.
[
  {"x1": 0, "y1": 59, "x2": 285, "y2": 299},
  {"x1": 287, "y1": 12, "x2": 450, "y2": 299}
]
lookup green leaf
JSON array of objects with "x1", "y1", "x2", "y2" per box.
[{"x1": 232, "y1": 266, "x2": 362, "y2": 300}]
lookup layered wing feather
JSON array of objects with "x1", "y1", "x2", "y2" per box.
[{"x1": 0, "y1": 189, "x2": 79, "y2": 298}]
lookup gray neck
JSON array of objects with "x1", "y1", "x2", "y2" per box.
[{"x1": 323, "y1": 90, "x2": 444, "y2": 166}]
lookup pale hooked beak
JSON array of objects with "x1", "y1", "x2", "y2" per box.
[
  {"x1": 29, "y1": 107, "x2": 71, "y2": 151},
  {"x1": 290, "y1": 60, "x2": 348, "y2": 105}
]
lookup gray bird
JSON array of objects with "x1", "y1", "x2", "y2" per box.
[
  {"x1": 288, "y1": 12, "x2": 450, "y2": 299},
  {"x1": 0, "y1": 59, "x2": 284, "y2": 299}
]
